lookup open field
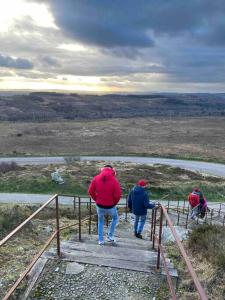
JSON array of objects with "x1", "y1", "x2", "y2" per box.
[{"x1": 0, "y1": 117, "x2": 225, "y2": 163}]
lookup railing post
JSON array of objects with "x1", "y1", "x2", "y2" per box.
[
  {"x1": 106, "y1": 215, "x2": 109, "y2": 227},
  {"x1": 177, "y1": 210, "x2": 180, "y2": 225},
  {"x1": 125, "y1": 196, "x2": 128, "y2": 222},
  {"x1": 152, "y1": 208, "x2": 157, "y2": 249},
  {"x1": 78, "y1": 197, "x2": 81, "y2": 241},
  {"x1": 73, "y1": 196, "x2": 76, "y2": 218},
  {"x1": 185, "y1": 206, "x2": 189, "y2": 229},
  {"x1": 183, "y1": 198, "x2": 186, "y2": 214},
  {"x1": 210, "y1": 209, "x2": 214, "y2": 225},
  {"x1": 167, "y1": 199, "x2": 170, "y2": 213},
  {"x1": 157, "y1": 206, "x2": 163, "y2": 269},
  {"x1": 89, "y1": 198, "x2": 92, "y2": 235},
  {"x1": 218, "y1": 203, "x2": 221, "y2": 217},
  {"x1": 177, "y1": 199, "x2": 180, "y2": 213},
  {"x1": 55, "y1": 195, "x2": 61, "y2": 257},
  {"x1": 150, "y1": 208, "x2": 154, "y2": 241}
]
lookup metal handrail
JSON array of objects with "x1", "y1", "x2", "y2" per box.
[
  {"x1": 0, "y1": 194, "x2": 58, "y2": 247},
  {"x1": 152, "y1": 205, "x2": 208, "y2": 300},
  {"x1": 0, "y1": 194, "x2": 95, "y2": 300},
  {"x1": 1, "y1": 195, "x2": 218, "y2": 299}
]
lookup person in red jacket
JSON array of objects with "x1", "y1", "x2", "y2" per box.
[
  {"x1": 188, "y1": 188, "x2": 208, "y2": 220},
  {"x1": 88, "y1": 165, "x2": 121, "y2": 245}
]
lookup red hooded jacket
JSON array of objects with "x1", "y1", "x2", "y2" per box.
[{"x1": 88, "y1": 167, "x2": 121, "y2": 208}]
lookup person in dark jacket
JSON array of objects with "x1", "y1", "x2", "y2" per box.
[
  {"x1": 88, "y1": 165, "x2": 121, "y2": 245},
  {"x1": 128, "y1": 179, "x2": 155, "y2": 239}
]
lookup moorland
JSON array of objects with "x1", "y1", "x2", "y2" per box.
[{"x1": 0, "y1": 92, "x2": 224, "y2": 163}]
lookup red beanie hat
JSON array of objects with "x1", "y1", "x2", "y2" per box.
[{"x1": 137, "y1": 179, "x2": 147, "y2": 187}]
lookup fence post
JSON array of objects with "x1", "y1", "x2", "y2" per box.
[
  {"x1": 183, "y1": 198, "x2": 186, "y2": 214},
  {"x1": 89, "y1": 198, "x2": 92, "y2": 235},
  {"x1": 185, "y1": 206, "x2": 190, "y2": 229},
  {"x1": 73, "y1": 196, "x2": 76, "y2": 218},
  {"x1": 157, "y1": 206, "x2": 163, "y2": 269},
  {"x1": 218, "y1": 203, "x2": 221, "y2": 217},
  {"x1": 152, "y1": 208, "x2": 157, "y2": 249},
  {"x1": 167, "y1": 199, "x2": 170, "y2": 213},
  {"x1": 78, "y1": 197, "x2": 81, "y2": 241},
  {"x1": 55, "y1": 195, "x2": 61, "y2": 257},
  {"x1": 210, "y1": 209, "x2": 214, "y2": 225},
  {"x1": 125, "y1": 196, "x2": 128, "y2": 222},
  {"x1": 177, "y1": 211, "x2": 180, "y2": 225},
  {"x1": 150, "y1": 209, "x2": 154, "y2": 241}
]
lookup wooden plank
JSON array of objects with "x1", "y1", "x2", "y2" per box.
[
  {"x1": 43, "y1": 250, "x2": 156, "y2": 273},
  {"x1": 59, "y1": 241, "x2": 158, "y2": 263}
]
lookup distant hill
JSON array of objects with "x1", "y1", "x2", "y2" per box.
[{"x1": 0, "y1": 92, "x2": 225, "y2": 121}]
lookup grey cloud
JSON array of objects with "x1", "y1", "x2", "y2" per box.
[
  {"x1": 47, "y1": 0, "x2": 225, "y2": 49},
  {"x1": 0, "y1": 54, "x2": 33, "y2": 69},
  {"x1": 41, "y1": 56, "x2": 59, "y2": 66}
]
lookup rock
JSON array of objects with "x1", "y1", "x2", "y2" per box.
[{"x1": 66, "y1": 262, "x2": 84, "y2": 275}]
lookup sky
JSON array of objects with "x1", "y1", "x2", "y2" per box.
[{"x1": 0, "y1": 0, "x2": 225, "y2": 93}]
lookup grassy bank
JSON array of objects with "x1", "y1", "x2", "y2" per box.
[
  {"x1": 0, "y1": 161, "x2": 224, "y2": 201},
  {"x1": 163, "y1": 225, "x2": 225, "y2": 299}
]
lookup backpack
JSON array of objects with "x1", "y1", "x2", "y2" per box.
[{"x1": 188, "y1": 192, "x2": 200, "y2": 208}]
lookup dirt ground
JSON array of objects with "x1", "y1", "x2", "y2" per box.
[{"x1": 0, "y1": 117, "x2": 224, "y2": 162}]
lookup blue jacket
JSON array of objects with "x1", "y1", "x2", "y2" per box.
[{"x1": 128, "y1": 186, "x2": 155, "y2": 215}]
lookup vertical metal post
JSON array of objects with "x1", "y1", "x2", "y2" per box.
[
  {"x1": 218, "y1": 203, "x2": 221, "y2": 217},
  {"x1": 210, "y1": 209, "x2": 213, "y2": 225},
  {"x1": 78, "y1": 197, "x2": 81, "y2": 241},
  {"x1": 157, "y1": 206, "x2": 163, "y2": 269},
  {"x1": 185, "y1": 206, "x2": 189, "y2": 229},
  {"x1": 152, "y1": 208, "x2": 157, "y2": 249},
  {"x1": 223, "y1": 215, "x2": 225, "y2": 226},
  {"x1": 150, "y1": 209, "x2": 154, "y2": 241},
  {"x1": 177, "y1": 199, "x2": 180, "y2": 213},
  {"x1": 89, "y1": 198, "x2": 92, "y2": 235},
  {"x1": 177, "y1": 211, "x2": 180, "y2": 225},
  {"x1": 183, "y1": 199, "x2": 186, "y2": 214},
  {"x1": 125, "y1": 196, "x2": 128, "y2": 222},
  {"x1": 106, "y1": 215, "x2": 109, "y2": 227},
  {"x1": 73, "y1": 196, "x2": 76, "y2": 218},
  {"x1": 55, "y1": 195, "x2": 61, "y2": 257},
  {"x1": 167, "y1": 199, "x2": 170, "y2": 213}
]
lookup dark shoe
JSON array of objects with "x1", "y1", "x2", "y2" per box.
[
  {"x1": 134, "y1": 232, "x2": 137, "y2": 237},
  {"x1": 135, "y1": 233, "x2": 143, "y2": 239}
]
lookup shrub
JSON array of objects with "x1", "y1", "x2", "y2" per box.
[
  {"x1": 0, "y1": 161, "x2": 19, "y2": 174},
  {"x1": 188, "y1": 224, "x2": 225, "y2": 268}
]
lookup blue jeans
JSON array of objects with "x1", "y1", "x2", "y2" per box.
[
  {"x1": 96, "y1": 206, "x2": 118, "y2": 242},
  {"x1": 134, "y1": 214, "x2": 147, "y2": 234}
]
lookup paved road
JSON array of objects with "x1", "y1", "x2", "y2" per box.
[
  {"x1": 0, "y1": 193, "x2": 224, "y2": 213},
  {"x1": 0, "y1": 155, "x2": 225, "y2": 177}
]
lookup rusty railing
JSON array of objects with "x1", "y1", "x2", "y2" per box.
[
  {"x1": 0, "y1": 194, "x2": 96, "y2": 300},
  {"x1": 150, "y1": 204, "x2": 208, "y2": 300}
]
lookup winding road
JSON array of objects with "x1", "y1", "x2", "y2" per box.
[
  {"x1": 0, "y1": 155, "x2": 225, "y2": 177},
  {"x1": 0, "y1": 155, "x2": 224, "y2": 205}
]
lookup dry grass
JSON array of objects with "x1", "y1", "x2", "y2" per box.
[
  {"x1": 0, "y1": 117, "x2": 224, "y2": 162},
  {"x1": 0, "y1": 161, "x2": 224, "y2": 200},
  {"x1": 165, "y1": 225, "x2": 225, "y2": 300}
]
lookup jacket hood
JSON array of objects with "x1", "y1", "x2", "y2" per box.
[
  {"x1": 133, "y1": 185, "x2": 145, "y2": 195},
  {"x1": 99, "y1": 167, "x2": 115, "y2": 181}
]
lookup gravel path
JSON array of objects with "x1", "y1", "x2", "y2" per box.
[{"x1": 27, "y1": 260, "x2": 161, "y2": 300}]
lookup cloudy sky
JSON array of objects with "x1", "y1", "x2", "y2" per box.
[{"x1": 0, "y1": 0, "x2": 225, "y2": 93}]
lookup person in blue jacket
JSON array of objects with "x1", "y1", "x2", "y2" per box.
[{"x1": 128, "y1": 179, "x2": 155, "y2": 239}]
